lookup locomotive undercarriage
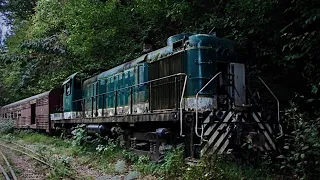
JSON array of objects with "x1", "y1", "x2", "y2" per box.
[
  {"x1": 52, "y1": 104, "x2": 279, "y2": 161},
  {"x1": 52, "y1": 111, "x2": 181, "y2": 161}
]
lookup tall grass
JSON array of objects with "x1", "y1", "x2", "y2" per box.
[{"x1": 3, "y1": 130, "x2": 276, "y2": 180}]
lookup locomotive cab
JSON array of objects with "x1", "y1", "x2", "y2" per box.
[{"x1": 62, "y1": 72, "x2": 82, "y2": 119}]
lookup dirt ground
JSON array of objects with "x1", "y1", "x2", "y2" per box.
[
  {"x1": 0, "y1": 146, "x2": 47, "y2": 180},
  {"x1": 0, "y1": 147, "x2": 155, "y2": 180},
  {"x1": 0, "y1": 145, "x2": 125, "y2": 180}
]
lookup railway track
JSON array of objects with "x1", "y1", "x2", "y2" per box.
[
  {"x1": 0, "y1": 139, "x2": 51, "y2": 167},
  {"x1": 0, "y1": 139, "x2": 51, "y2": 180},
  {"x1": 0, "y1": 149, "x2": 17, "y2": 180},
  {"x1": 0, "y1": 139, "x2": 81, "y2": 180}
]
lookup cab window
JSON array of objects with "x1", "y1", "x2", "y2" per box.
[{"x1": 66, "y1": 81, "x2": 71, "y2": 96}]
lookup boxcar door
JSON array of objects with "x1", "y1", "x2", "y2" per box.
[{"x1": 31, "y1": 103, "x2": 36, "y2": 125}]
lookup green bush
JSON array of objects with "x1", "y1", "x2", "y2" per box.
[
  {"x1": 71, "y1": 124, "x2": 88, "y2": 146},
  {"x1": 0, "y1": 119, "x2": 15, "y2": 134},
  {"x1": 277, "y1": 102, "x2": 320, "y2": 180},
  {"x1": 130, "y1": 146, "x2": 271, "y2": 180},
  {"x1": 47, "y1": 153, "x2": 75, "y2": 180}
]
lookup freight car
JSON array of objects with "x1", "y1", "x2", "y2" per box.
[
  {"x1": 0, "y1": 89, "x2": 63, "y2": 132},
  {"x1": 0, "y1": 33, "x2": 282, "y2": 160}
]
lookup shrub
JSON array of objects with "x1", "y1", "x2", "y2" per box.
[
  {"x1": 0, "y1": 119, "x2": 15, "y2": 134},
  {"x1": 47, "y1": 154, "x2": 75, "y2": 179},
  {"x1": 277, "y1": 101, "x2": 320, "y2": 179},
  {"x1": 71, "y1": 124, "x2": 88, "y2": 146}
]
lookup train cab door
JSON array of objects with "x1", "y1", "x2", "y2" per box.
[{"x1": 62, "y1": 72, "x2": 79, "y2": 119}]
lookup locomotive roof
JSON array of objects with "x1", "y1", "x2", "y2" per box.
[
  {"x1": 76, "y1": 33, "x2": 239, "y2": 86},
  {"x1": 96, "y1": 46, "x2": 171, "y2": 79},
  {"x1": 83, "y1": 75, "x2": 98, "y2": 87},
  {"x1": 1, "y1": 90, "x2": 51, "y2": 109},
  {"x1": 62, "y1": 72, "x2": 78, "y2": 85}
]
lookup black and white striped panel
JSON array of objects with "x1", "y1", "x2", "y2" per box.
[
  {"x1": 251, "y1": 112, "x2": 277, "y2": 151},
  {"x1": 200, "y1": 111, "x2": 278, "y2": 157},
  {"x1": 201, "y1": 111, "x2": 234, "y2": 156}
]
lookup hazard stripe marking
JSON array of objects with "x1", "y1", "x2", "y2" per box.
[
  {"x1": 252, "y1": 113, "x2": 276, "y2": 150},
  {"x1": 212, "y1": 117, "x2": 237, "y2": 154},
  {"x1": 201, "y1": 112, "x2": 233, "y2": 155}
]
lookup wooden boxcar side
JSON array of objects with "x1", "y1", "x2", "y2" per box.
[{"x1": 0, "y1": 89, "x2": 63, "y2": 132}]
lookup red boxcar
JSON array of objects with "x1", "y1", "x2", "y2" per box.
[{"x1": 0, "y1": 88, "x2": 63, "y2": 132}]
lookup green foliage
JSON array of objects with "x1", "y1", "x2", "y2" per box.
[
  {"x1": 277, "y1": 101, "x2": 320, "y2": 179},
  {"x1": 0, "y1": 119, "x2": 14, "y2": 133},
  {"x1": 0, "y1": 0, "x2": 37, "y2": 21},
  {"x1": 131, "y1": 146, "x2": 271, "y2": 180},
  {"x1": 4, "y1": 131, "x2": 274, "y2": 179},
  {"x1": 71, "y1": 124, "x2": 88, "y2": 146},
  {"x1": 183, "y1": 156, "x2": 272, "y2": 180},
  {"x1": 30, "y1": 0, "x2": 65, "y2": 38},
  {"x1": 47, "y1": 154, "x2": 75, "y2": 180}
]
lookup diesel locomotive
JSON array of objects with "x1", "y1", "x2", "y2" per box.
[{"x1": 0, "y1": 33, "x2": 282, "y2": 160}]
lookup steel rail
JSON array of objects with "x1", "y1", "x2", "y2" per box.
[
  {"x1": 0, "y1": 143, "x2": 51, "y2": 167},
  {"x1": 0, "y1": 158, "x2": 10, "y2": 180},
  {"x1": 0, "y1": 139, "x2": 41, "y2": 157},
  {"x1": 0, "y1": 150, "x2": 17, "y2": 180},
  {"x1": 0, "y1": 140, "x2": 82, "y2": 180}
]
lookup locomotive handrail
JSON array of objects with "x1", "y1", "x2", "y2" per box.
[
  {"x1": 257, "y1": 77, "x2": 283, "y2": 138},
  {"x1": 72, "y1": 73, "x2": 188, "y2": 121},
  {"x1": 195, "y1": 71, "x2": 222, "y2": 142},
  {"x1": 73, "y1": 73, "x2": 187, "y2": 101},
  {"x1": 179, "y1": 75, "x2": 188, "y2": 137}
]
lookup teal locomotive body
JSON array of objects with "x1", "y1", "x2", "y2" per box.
[{"x1": 63, "y1": 33, "x2": 239, "y2": 116}]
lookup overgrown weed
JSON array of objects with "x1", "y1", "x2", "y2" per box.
[
  {"x1": 0, "y1": 119, "x2": 14, "y2": 134},
  {"x1": 3, "y1": 127, "x2": 275, "y2": 180}
]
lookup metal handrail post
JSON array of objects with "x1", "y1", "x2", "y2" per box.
[
  {"x1": 149, "y1": 83, "x2": 152, "y2": 112},
  {"x1": 95, "y1": 95, "x2": 98, "y2": 117},
  {"x1": 102, "y1": 94, "x2": 105, "y2": 117},
  {"x1": 258, "y1": 77, "x2": 283, "y2": 138},
  {"x1": 83, "y1": 98, "x2": 85, "y2": 118},
  {"x1": 91, "y1": 97, "x2": 94, "y2": 117},
  {"x1": 195, "y1": 72, "x2": 222, "y2": 141},
  {"x1": 179, "y1": 75, "x2": 188, "y2": 137},
  {"x1": 115, "y1": 91, "x2": 118, "y2": 115},
  {"x1": 175, "y1": 77, "x2": 178, "y2": 109},
  {"x1": 130, "y1": 87, "x2": 133, "y2": 114}
]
